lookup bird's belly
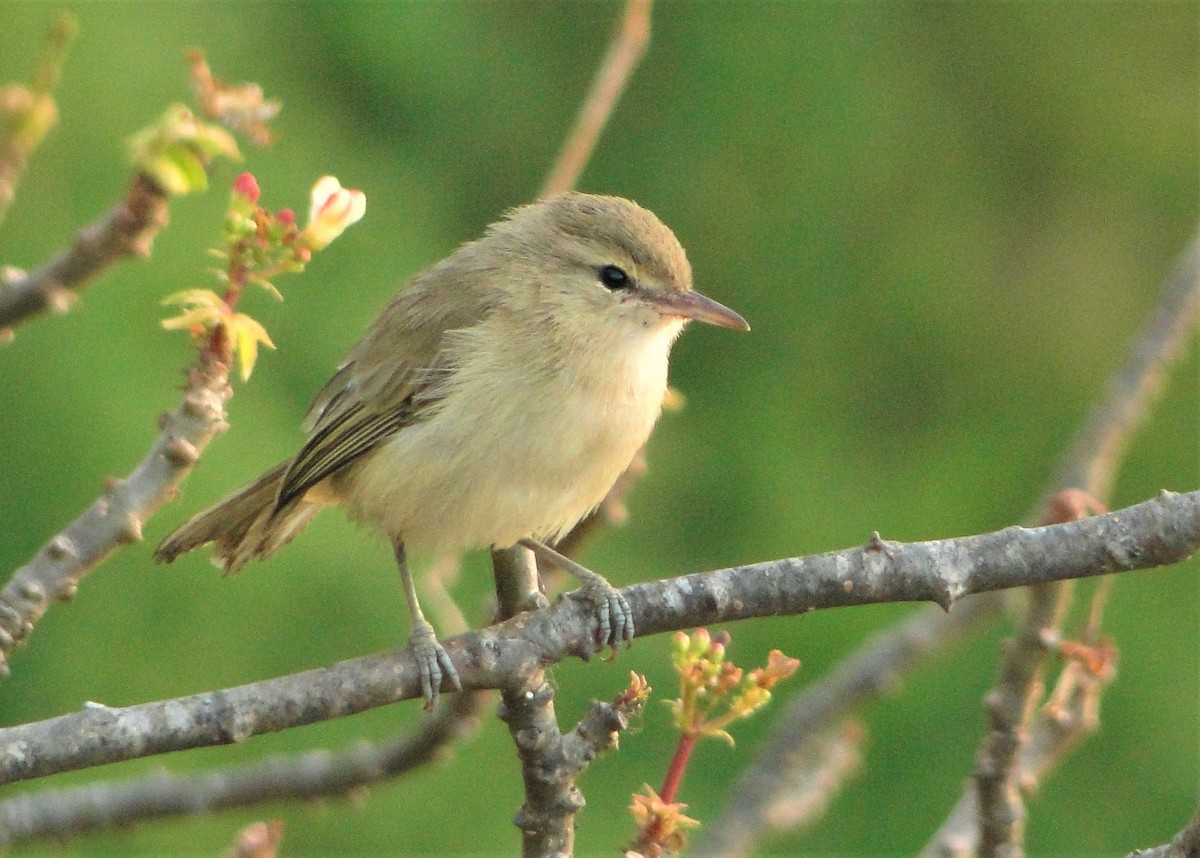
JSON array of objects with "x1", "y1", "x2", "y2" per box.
[{"x1": 339, "y1": 374, "x2": 663, "y2": 556}]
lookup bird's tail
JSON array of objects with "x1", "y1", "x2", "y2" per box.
[{"x1": 155, "y1": 461, "x2": 320, "y2": 573}]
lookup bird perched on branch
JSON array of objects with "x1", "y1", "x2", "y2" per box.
[{"x1": 157, "y1": 192, "x2": 749, "y2": 706}]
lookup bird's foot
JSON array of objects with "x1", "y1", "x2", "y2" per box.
[
  {"x1": 407, "y1": 619, "x2": 460, "y2": 710},
  {"x1": 572, "y1": 574, "x2": 635, "y2": 653},
  {"x1": 518, "y1": 538, "x2": 634, "y2": 652}
]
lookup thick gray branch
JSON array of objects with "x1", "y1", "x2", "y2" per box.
[{"x1": 0, "y1": 489, "x2": 1193, "y2": 794}]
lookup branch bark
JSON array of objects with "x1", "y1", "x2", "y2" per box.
[
  {"x1": 0, "y1": 691, "x2": 482, "y2": 847},
  {"x1": 0, "y1": 172, "x2": 170, "y2": 331},
  {"x1": 0, "y1": 353, "x2": 229, "y2": 675},
  {"x1": 963, "y1": 224, "x2": 1200, "y2": 857},
  {"x1": 0, "y1": 489, "x2": 1193, "y2": 801}
]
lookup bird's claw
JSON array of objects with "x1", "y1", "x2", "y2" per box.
[
  {"x1": 575, "y1": 578, "x2": 634, "y2": 653},
  {"x1": 408, "y1": 620, "x2": 460, "y2": 710}
]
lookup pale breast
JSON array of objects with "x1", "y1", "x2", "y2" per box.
[{"x1": 340, "y1": 317, "x2": 676, "y2": 556}]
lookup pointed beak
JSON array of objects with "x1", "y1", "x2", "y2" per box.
[{"x1": 644, "y1": 288, "x2": 750, "y2": 331}]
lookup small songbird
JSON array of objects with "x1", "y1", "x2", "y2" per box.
[{"x1": 156, "y1": 192, "x2": 749, "y2": 706}]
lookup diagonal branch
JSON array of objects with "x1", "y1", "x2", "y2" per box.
[
  {"x1": 0, "y1": 172, "x2": 170, "y2": 331},
  {"x1": 0, "y1": 349, "x2": 230, "y2": 676},
  {"x1": 966, "y1": 225, "x2": 1200, "y2": 858},
  {"x1": 539, "y1": 0, "x2": 652, "y2": 198},
  {"x1": 702, "y1": 223, "x2": 1200, "y2": 857}
]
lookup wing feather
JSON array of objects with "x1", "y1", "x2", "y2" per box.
[{"x1": 274, "y1": 245, "x2": 501, "y2": 515}]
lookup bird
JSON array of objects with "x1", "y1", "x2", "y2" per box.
[{"x1": 156, "y1": 191, "x2": 749, "y2": 707}]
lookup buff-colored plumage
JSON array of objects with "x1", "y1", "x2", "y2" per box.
[{"x1": 157, "y1": 192, "x2": 747, "y2": 705}]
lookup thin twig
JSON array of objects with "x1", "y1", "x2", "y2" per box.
[
  {"x1": 0, "y1": 351, "x2": 230, "y2": 676},
  {"x1": 539, "y1": 0, "x2": 652, "y2": 198},
  {"x1": 924, "y1": 226, "x2": 1200, "y2": 857},
  {"x1": 923, "y1": 638, "x2": 1117, "y2": 858},
  {"x1": 0, "y1": 172, "x2": 170, "y2": 331}
]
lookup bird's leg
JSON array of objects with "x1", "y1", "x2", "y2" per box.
[
  {"x1": 394, "y1": 541, "x2": 460, "y2": 709},
  {"x1": 518, "y1": 538, "x2": 634, "y2": 649}
]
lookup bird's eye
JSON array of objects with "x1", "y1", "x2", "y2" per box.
[{"x1": 598, "y1": 264, "x2": 632, "y2": 290}]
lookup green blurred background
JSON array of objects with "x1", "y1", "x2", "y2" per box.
[{"x1": 0, "y1": 2, "x2": 1196, "y2": 855}]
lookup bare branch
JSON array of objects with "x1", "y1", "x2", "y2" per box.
[
  {"x1": 965, "y1": 226, "x2": 1200, "y2": 857},
  {"x1": 0, "y1": 691, "x2": 483, "y2": 848},
  {"x1": 501, "y1": 678, "x2": 644, "y2": 858},
  {"x1": 1047, "y1": 226, "x2": 1200, "y2": 503},
  {"x1": 972, "y1": 583, "x2": 1062, "y2": 858},
  {"x1": 539, "y1": 0, "x2": 652, "y2": 197},
  {"x1": 0, "y1": 490, "x2": 1192, "y2": 799},
  {"x1": 0, "y1": 353, "x2": 230, "y2": 675},
  {"x1": 0, "y1": 172, "x2": 170, "y2": 331},
  {"x1": 710, "y1": 224, "x2": 1199, "y2": 856},
  {"x1": 694, "y1": 597, "x2": 998, "y2": 858},
  {"x1": 923, "y1": 640, "x2": 1118, "y2": 858}
]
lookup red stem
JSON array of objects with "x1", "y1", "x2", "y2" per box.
[
  {"x1": 204, "y1": 257, "x2": 250, "y2": 366},
  {"x1": 659, "y1": 732, "x2": 697, "y2": 803}
]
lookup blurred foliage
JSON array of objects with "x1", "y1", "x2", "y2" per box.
[{"x1": 0, "y1": 2, "x2": 1195, "y2": 856}]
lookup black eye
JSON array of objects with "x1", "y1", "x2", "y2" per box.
[{"x1": 598, "y1": 264, "x2": 632, "y2": 290}]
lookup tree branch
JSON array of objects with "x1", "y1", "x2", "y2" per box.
[
  {"x1": 539, "y1": 0, "x2": 652, "y2": 198},
  {"x1": 964, "y1": 224, "x2": 1200, "y2": 857},
  {"x1": 0, "y1": 352, "x2": 230, "y2": 675},
  {"x1": 922, "y1": 618, "x2": 1115, "y2": 858},
  {"x1": 698, "y1": 215, "x2": 1196, "y2": 851},
  {"x1": 694, "y1": 596, "x2": 999, "y2": 857},
  {"x1": 0, "y1": 489, "x2": 1193, "y2": 801},
  {"x1": 0, "y1": 172, "x2": 170, "y2": 331},
  {"x1": 0, "y1": 691, "x2": 483, "y2": 848}
]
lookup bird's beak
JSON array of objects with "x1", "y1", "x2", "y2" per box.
[{"x1": 645, "y1": 288, "x2": 750, "y2": 331}]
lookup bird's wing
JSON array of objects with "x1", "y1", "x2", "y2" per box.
[{"x1": 274, "y1": 260, "x2": 496, "y2": 513}]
